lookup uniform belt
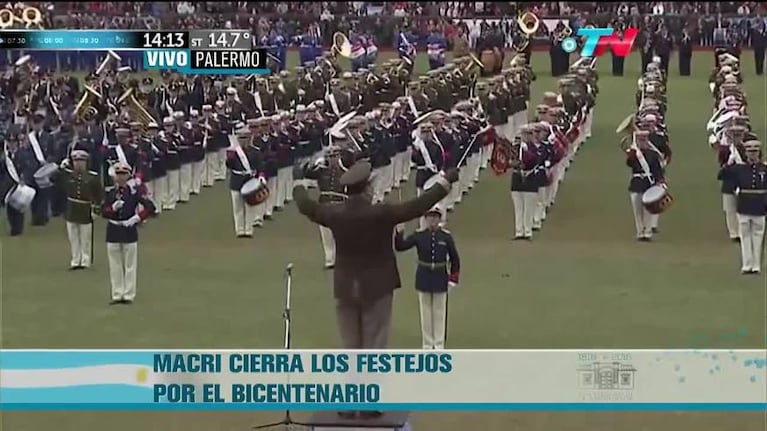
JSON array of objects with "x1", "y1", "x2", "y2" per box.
[
  {"x1": 167, "y1": 151, "x2": 178, "y2": 154},
  {"x1": 738, "y1": 189, "x2": 767, "y2": 194},
  {"x1": 632, "y1": 173, "x2": 652, "y2": 178},
  {"x1": 320, "y1": 191, "x2": 347, "y2": 199},
  {"x1": 418, "y1": 261, "x2": 447, "y2": 270},
  {"x1": 67, "y1": 197, "x2": 91, "y2": 204},
  {"x1": 231, "y1": 170, "x2": 252, "y2": 175}
]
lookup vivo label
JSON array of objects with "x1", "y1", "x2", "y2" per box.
[{"x1": 143, "y1": 50, "x2": 189, "y2": 69}]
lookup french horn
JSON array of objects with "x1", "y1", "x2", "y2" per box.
[
  {"x1": 332, "y1": 32, "x2": 353, "y2": 58},
  {"x1": 517, "y1": 11, "x2": 540, "y2": 36}
]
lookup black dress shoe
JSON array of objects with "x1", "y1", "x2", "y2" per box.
[
  {"x1": 109, "y1": 299, "x2": 122, "y2": 305},
  {"x1": 122, "y1": 299, "x2": 134, "y2": 305},
  {"x1": 359, "y1": 411, "x2": 383, "y2": 419},
  {"x1": 652, "y1": 227, "x2": 659, "y2": 233},
  {"x1": 523, "y1": 236, "x2": 533, "y2": 241},
  {"x1": 732, "y1": 237, "x2": 741, "y2": 243},
  {"x1": 337, "y1": 411, "x2": 356, "y2": 419},
  {"x1": 236, "y1": 234, "x2": 248, "y2": 238},
  {"x1": 513, "y1": 236, "x2": 524, "y2": 240}
]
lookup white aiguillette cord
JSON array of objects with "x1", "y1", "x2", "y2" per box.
[
  {"x1": 234, "y1": 144, "x2": 252, "y2": 174},
  {"x1": 28, "y1": 131, "x2": 45, "y2": 164}
]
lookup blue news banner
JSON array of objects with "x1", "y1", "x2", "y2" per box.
[
  {"x1": 0, "y1": 350, "x2": 765, "y2": 411},
  {"x1": 142, "y1": 49, "x2": 270, "y2": 76}
]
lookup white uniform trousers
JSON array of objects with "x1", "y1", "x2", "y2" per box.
[
  {"x1": 401, "y1": 149, "x2": 413, "y2": 182},
  {"x1": 737, "y1": 214, "x2": 765, "y2": 273},
  {"x1": 66, "y1": 222, "x2": 93, "y2": 268},
  {"x1": 585, "y1": 109, "x2": 594, "y2": 138},
  {"x1": 372, "y1": 168, "x2": 386, "y2": 204},
  {"x1": 385, "y1": 163, "x2": 395, "y2": 194},
  {"x1": 480, "y1": 141, "x2": 493, "y2": 169},
  {"x1": 215, "y1": 149, "x2": 227, "y2": 180},
  {"x1": 392, "y1": 155, "x2": 402, "y2": 189},
  {"x1": 148, "y1": 176, "x2": 167, "y2": 214},
  {"x1": 459, "y1": 164, "x2": 471, "y2": 195},
  {"x1": 471, "y1": 151, "x2": 481, "y2": 183},
  {"x1": 230, "y1": 191, "x2": 257, "y2": 236},
  {"x1": 319, "y1": 225, "x2": 336, "y2": 267},
  {"x1": 418, "y1": 291, "x2": 448, "y2": 350},
  {"x1": 514, "y1": 107, "x2": 528, "y2": 130},
  {"x1": 630, "y1": 193, "x2": 654, "y2": 239},
  {"x1": 447, "y1": 174, "x2": 462, "y2": 209},
  {"x1": 265, "y1": 177, "x2": 278, "y2": 216},
  {"x1": 533, "y1": 188, "x2": 546, "y2": 228},
  {"x1": 511, "y1": 191, "x2": 537, "y2": 238},
  {"x1": 164, "y1": 169, "x2": 179, "y2": 210},
  {"x1": 276, "y1": 167, "x2": 292, "y2": 207},
  {"x1": 107, "y1": 242, "x2": 138, "y2": 301},
  {"x1": 203, "y1": 153, "x2": 217, "y2": 186},
  {"x1": 723, "y1": 193, "x2": 739, "y2": 239},
  {"x1": 179, "y1": 164, "x2": 192, "y2": 202},
  {"x1": 191, "y1": 160, "x2": 204, "y2": 194}
]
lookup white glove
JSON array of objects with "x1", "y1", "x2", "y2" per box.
[
  {"x1": 111, "y1": 200, "x2": 125, "y2": 211},
  {"x1": 395, "y1": 223, "x2": 405, "y2": 233},
  {"x1": 544, "y1": 160, "x2": 551, "y2": 168},
  {"x1": 448, "y1": 281, "x2": 458, "y2": 292},
  {"x1": 59, "y1": 159, "x2": 70, "y2": 170},
  {"x1": 124, "y1": 214, "x2": 142, "y2": 227},
  {"x1": 258, "y1": 176, "x2": 267, "y2": 185}
]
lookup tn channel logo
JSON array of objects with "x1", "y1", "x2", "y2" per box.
[{"x1": 561, "y1": 28, "x2": 639, "y2": 58}]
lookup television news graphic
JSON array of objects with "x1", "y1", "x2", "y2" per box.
[{"x1": 561, "y1": 28, "x2": 640, "y2": 58}]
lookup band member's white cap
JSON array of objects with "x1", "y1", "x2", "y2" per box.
[
  {"x1": 342, "y1": 72, "x2": 352, "y2": 79},
  {"x1": 296, "y1": 105, "x2": 306, "y2": 112},
  {"x1": 271, "y1": 115, "x2": 281, "y2": 122},
  {"x1": 392, "y1": 101, "x2": 401, "y2": 109},
  {"x1": 148, "y1": 121, "x2": 159, "y2": 129},
  {"x1": 113, "y1": 161, "x2": 132, "y2": 174},
  {"x1": 226, "y1": 87, "x2": 237, "y2": 95},
  {"x1": 163, "y1": 117, "x2": 174, "y2": 126},
  {"x1": 202, "y1": 104, "x2": 213, "y2": 111},
  {"x1": 215, "y1": 100, "x2": 225, "y2": 108},
  {"x1": 189, "y1": 109, "x2": 199, "y2": 117},
  {"x1": 173, "y1": 111, "x2": 185, "y2": 119},
  {"x1": 643, "y1": 114, "x2": 658, "y2": 123}
]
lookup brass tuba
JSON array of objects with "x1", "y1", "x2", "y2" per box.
[
  {"x1": 331, "y1": 32, "x2": 353, "y2": 58},
  {"x1": 517, "y1": 11, "x2": 540, "y2": 36},
  {"x1": 117, "y1": 88, "x2": 157, "y2": 132},
  {"x1": 74, "y1": 85, "x2": 104, "y2": 119},
  {"x1": 556, "y1": 25, "x2": 573, "y2": 42},
  {"x1": 0, "y1": 6, "x2": 44, "y2": 29}
]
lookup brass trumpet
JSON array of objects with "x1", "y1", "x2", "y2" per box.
[{"x1": 517, "y1": 11, "x2": 540, "y2": 36}]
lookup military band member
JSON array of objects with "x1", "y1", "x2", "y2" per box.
[
  {"x1": 214, "y1": 100, "x2": 230, "y2": 181},
  {"x1": 718, "y1": 125, "x2": 747, "y2": 241},
  {"x1": 56, "y1": 150, "x2": 103, "y2": 269},
  {"x1": 626, "y1": 131, "x2": 665, "y2": 241},
  {"x1": 2, "y1": 131, "x2": 36, "y2": 236},
  {"x1": 28, "y1": 114, "x2": 54, "y2": 226},
  {"x1": 200, "y1": 105, "x2": 218, "y2": 187},
  {"x1": 146, "y1": 122, "x2": 166, "y2": 215},
  {"x1": 274, "y1": 114, "x2": 295, "y2": 208},
  {"x1": 161, "y1": 117, "x2": 180, "y2": 210},
  {"x1": 101, "y1": 162, "x2": 156, "y2": 305},
  {"x1": 510, "y1": 126, "x2": 540, "y2": 240},
  {"x1": 394, "y1": 205, "x2": 460, "y2": 350},
  {"x1": 723, "y1": 140, "x2": 767, "y2": 274},
  {"x1": 189, "y1": 109, "x2": 206, "y2": 195},
  {"x1": 303, "y1": 142, "x2": 354, "y2": 268},
  {"x1": 226, "y1": 129, "x2": 265, "y2": 238},
  {"x1": 174, "y1": 111, "x2": 193, "y2": 203}
]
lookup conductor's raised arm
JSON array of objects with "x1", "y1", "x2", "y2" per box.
[
  {"x1": 292, "y1": 163, "x2": 329, "y2": 226},
  {"x1": 387, "y1": 169, "x2": 458, "y2": 225}
]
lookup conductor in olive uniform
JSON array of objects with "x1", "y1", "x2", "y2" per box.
[
  {"x1": 724, "y1": 140, "x2": 767, "y2": 274},
  {"x1": 56, "y1": 150, "x2": 104, "y2": 270},
  {"x1": 293, "y1": 160, "x2": 458, "y2": 350},
  {"x1": 394, "y1": 205, "x2": 460, "y2": 350}
]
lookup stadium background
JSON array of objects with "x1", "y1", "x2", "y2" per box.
[{"x1": 1, "y1": 2, "x2": 766, "y2": 430}]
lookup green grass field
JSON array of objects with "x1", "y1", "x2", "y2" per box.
[{"x1": 1, "y1": 51, "x2": 766, "y2": 430}]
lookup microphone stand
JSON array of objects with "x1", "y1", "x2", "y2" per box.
[{"x1": 253, "y1": 263, "x2": 298, "y2": 430}]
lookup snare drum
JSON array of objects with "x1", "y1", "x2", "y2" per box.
[
  {"x1": 33, "y1": 162, "x2": 58, "y2": 188},
  {"x1": 4, "y1": 184, "x2": 37, "y2": 212},
  {"x1": 240, "y1": 178, "x2": 269, "y2": 206},
  {"x1": 641, "y1": 185, "x2": 674, "y2": 214}
]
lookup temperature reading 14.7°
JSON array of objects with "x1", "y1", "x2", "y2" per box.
[{"x1": 208, "y1": 31, "x2": 249, "y2": 49}]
